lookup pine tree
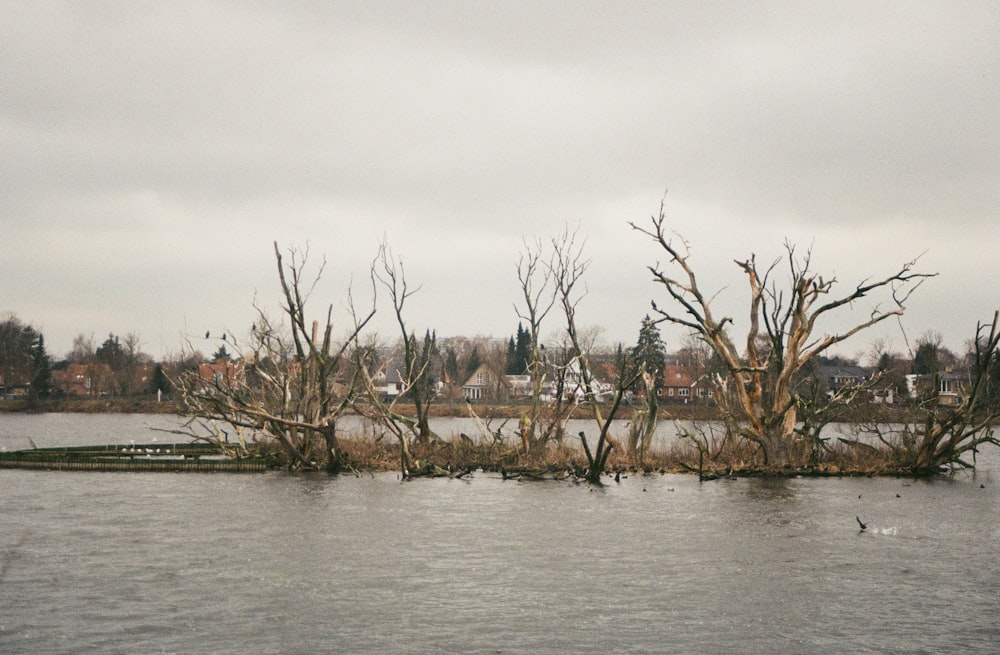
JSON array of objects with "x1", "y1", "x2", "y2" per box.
[
  {"x1": 514, "y1": 323, "x2": 531, "y2": 375},
  {"x1": 465, "y1": 347, "x2": 482, "y2": 379},
  {"x1": 149, "y1": 363, "x2": 171, "y2": 395},
  {"x1": 444, "y1": 347, "x2": 460, "y2": 385},
  {"x1": 504, "y1": 324, "x2": 532, "y2": 375},
  {"x1": 95, "y1": 334, "x2": 125, "y2": 369},
  {"x1": 631, "y1": 315, "x2": 666, "y2": 392},
  {"x1": 912, "y1": 340, "x2": 939, "y2": 375},
  {"x1": 29, "y1": 333, "x2": 52, "y2": 400}
]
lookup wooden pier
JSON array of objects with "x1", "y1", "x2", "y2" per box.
[{"x1": 0, "y1": 443, "x2": 270, "y2": 473}]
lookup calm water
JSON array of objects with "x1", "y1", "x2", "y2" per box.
[{"x1": 1, "y1": 414, "x2": 998, "y2": 654}]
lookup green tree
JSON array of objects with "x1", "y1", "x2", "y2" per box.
[
  {"x1": 406, "y1": 329, "x2": 439, "y2": 439},
  {"x1": 95, "y1": 334, "x2": 124, "y2": 370},
  {"x1": 148, "y1": 363, "x2": 171, "y2": 395},
  {"x1": 505, "y1": 323, "x2": 532, "y2": 375},
  {"x1": 444, "y1": 347, "x2": 460, "y2": 385},
  {"x1": 465, "y1": 347, "x2": 482, "y2": 379},
  {"x1": 212, "y1": 344, "x2": 232, "y2": 361},
  {"x1": 29, "y1": 333, "x2": 52, "y2": 401},
  {"x1": 912, "y1": 333, "x2": 941, "y2": 375},
  {"x1": 0, "y1": 314, "x2": 45, "y2": 396},
  {"x1": 630, "y1": 315, "x2": 666, "y2": 392}
]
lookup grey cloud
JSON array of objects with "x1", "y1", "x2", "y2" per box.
[{"x1": 2, "y1": 1, "x2": 997, "y2": 357}]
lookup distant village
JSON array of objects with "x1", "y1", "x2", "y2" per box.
[{"x1": 0, "y1": 313, "x2": 977, "y2": 410}]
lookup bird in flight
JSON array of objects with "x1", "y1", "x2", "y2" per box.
[{"x1": 856, "y1": 516, "x2": 867, "y2": 531}]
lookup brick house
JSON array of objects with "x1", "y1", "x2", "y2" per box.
[{"x1": 660, "y1": 365, "x2": 711, "y2": 404}]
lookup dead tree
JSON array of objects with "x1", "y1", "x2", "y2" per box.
[
  {"x1": 551, "y1": 227, "x2": 642, "y2": 483},
  {"x1": 864, "y1": 311, "x2": 1000, "y2": 475},
  {"x1": 676, "y1": 420, "x2": 734, "y2": 479},
  {"x1": 373, "y1": 242, "x2": 438, "y2": 444},
  {"x1": 351, "y1": 243, "x2": 441, "y2": 478},
  {"x1": 795, "y1": 367, "x2": 888, "y2": 465},
  {"x1": 625, "y1": 367, "x2": 659, "y2": 466},
  {"x1": 631, "y1": 199, "x2": 934, "y2": 469},
  {"x1": 176, "y1": 242, "x2": 375, "y2": 472},
  {"x1": 352, "y1": 338, "x2": 418, "y2": 477},
  {"x1": 514, "y1": 236, "x2": 560, "y2": 458}
]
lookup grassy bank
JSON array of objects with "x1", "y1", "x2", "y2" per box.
[{"x1": 0, "y1": 397, "x2": 183, "y2": 414}]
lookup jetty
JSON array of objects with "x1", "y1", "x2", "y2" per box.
[{"x1": 0, "y1": 443, "x2": 269, "y2": 473}]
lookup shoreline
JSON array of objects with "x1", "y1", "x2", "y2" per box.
[{"x1": 0, "y1": 397, "x2": 909, "y2": 423}]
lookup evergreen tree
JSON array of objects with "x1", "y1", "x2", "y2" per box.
[
  {"x1": 630, "y1": 315, "x2": 667, "y2": 392},
  {"x1": 876, "y1": 351, "x2": 908, "y2": 402},
  {"x1": 465, "y1": 347, "x2": 482, "y2": 379},
  {"x1": 444, "y1": 347, "x2": 460, "y2": 385},
  {"x1": 504, "y1": 324, "x2": 533, "y2": 375},
  {"x1": 95, "y1": 334, "x2": 125, "y2": 369},
  {"x1": 149, "y1": 363, "x2": 171, "y2": 395},
  {"x1": 0, "y1": 315, "x2": 47, "y2": 397},
  {"x1": 410, "y1": 329, "x2": 438, "y2": 397},
  {"x1": 505, "y1": 336, "x2": 517, "y2": 374},
  {"x1": 514, "y1": 323, "x2": 531, "y2": 375},
  {"x1": 912, "y1": 341, "x2": 939, "y2": 375},
  {"x1": 0, "y1": 315, "x2": 34, "y2": 386},
  {"x1": 29, "y1": 333, "x2": 51, "y2": 401},
  {"x1": 212, "y1": 344, "x2": 232, "y2": 361}
]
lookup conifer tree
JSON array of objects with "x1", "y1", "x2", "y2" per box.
[
  {"x1": 29, "y1": 333, "x2": 51, "y2": 401},
  {"x1": 631, "y1": 315, "x2": 666, "y2": 392},
  {"x1": 465, "y1": 347, "x2": 482, "y2": 378},
  {"x1": 514, "y1": 323, "x2": 531, "y2": 374},
  {"x1": 149, "y1": 363, "x2": 171, "y2": 395}
]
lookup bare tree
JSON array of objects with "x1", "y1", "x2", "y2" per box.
[
  {"x1": 373, "y1": 242, "x2": 438, "y2": 444},
  {"x1": 794, "y1": 365, "x2": 887, "y2": 465},
  {"x1": 625, "y1": 367, "x2": 659, "y2": 466},
  {"x1": 514, "y1": 237, "x2": 559, "y2": 457},
  {"x1": 352, "y1": 336, "x2": 419, "y2": 476},
  {"x1": 112, "y1": 332, "x2": 151, "y2": 396},
  {"x1": 67, "y1": 333, "x2": 95, "y2": 364},
  {"x1": 350, "y1": 244, "x2": 446, "y2": 477},
  {"x1": 176, "y1": 242, "x2": 375, "y2": 472},
  {"x1": 864, "y1": 311, "x2": 1000, "y2": 475},
  {"x1": 676, "y1": 421, "x2": 732, "y2": 480},
  {"x1": 631, "y1": 199, "x2": 935, "y2": 469},
  {"x1": 550, "y1": 227, "x2": 642, "y2": 482}
]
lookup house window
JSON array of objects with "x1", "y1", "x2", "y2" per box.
[
  {"x1": 679, "y1": 388, "x2": 690, "y2": 397},
  {"x1": 668, "y1": 388, "x2": 674, "y2": 396},
  {"x1": 476, "y1": 372, "x2": 484, "y2": 385},
  {"x1": 939, "y1": 379, "x2": 954, "y2": 394}
]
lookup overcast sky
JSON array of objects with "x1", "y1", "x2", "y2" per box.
[{"x1": 2, "y1": 1, "x2": 997, "y2": 362}]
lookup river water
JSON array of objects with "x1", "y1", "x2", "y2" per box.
[{"x1": 1, "y1": 414, "x2": 998, "y2": 654}]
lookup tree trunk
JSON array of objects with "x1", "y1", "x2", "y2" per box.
[{"x1": 323, "y1": 424, "x2": 343, "y2": 474}]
